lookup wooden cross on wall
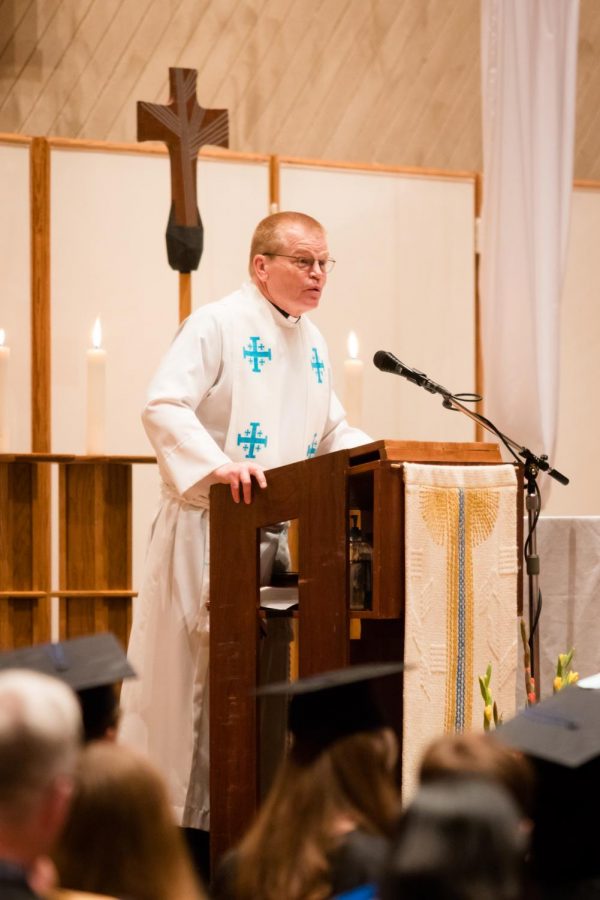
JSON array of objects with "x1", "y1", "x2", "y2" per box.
[{"x1": 138, "y1": 67, "x2": 229, "y2": 229}]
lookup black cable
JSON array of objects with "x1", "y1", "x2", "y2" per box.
[
  {"x1": 524, "y1": 479, "x2": 543, "y2": 648},
  {"x1": 523, "y1": 479, "x2": 542, "y2": 560}
]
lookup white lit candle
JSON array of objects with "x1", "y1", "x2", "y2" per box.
[
  {"x1": 86, "y1": 317, "x2": 106, "y2": 455},
  {"x1": 0, "y1": 329, "x2": 10, "y2": 453},
  {"x1": 343, "y1": 331, "x2": 363, "y2": 428}
]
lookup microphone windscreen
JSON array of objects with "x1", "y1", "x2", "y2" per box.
[{"x1": 373, "y1": 350, "x2": 397, "y2": 373}]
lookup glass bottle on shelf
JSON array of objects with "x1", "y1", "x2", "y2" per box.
[{"x1": 349, "y1": 513, "x2": 373, "y2": 610}]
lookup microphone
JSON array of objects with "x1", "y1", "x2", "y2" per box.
[
  {"x1": 373, "y1": 353, "x2": 570, "y2": 487},
  {"x1": 373, "y1": 351, "x2": 439, "y2": 393}
]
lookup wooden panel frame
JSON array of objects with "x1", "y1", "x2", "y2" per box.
[
  {"x1": 276, "y1": 153, "x2": 477, "y2": 181},
  {"x1": 0, "y1": 461, "x2": 50, "y2": 647},
  {"x1": 0, "y1": 133, "x2": 31, "y2": 145},
  {"x1": 28, "y1": 138, "x2": 52, "y2": 643},
  {"x1": 0, "y1": 452, "x2": 153, "y2": 651},
  {"x1": 58, "y1": 461, "x2": 133, "y2": 648},
  {"x1": 31, "y1": 138, "x2": 51, "y2": 453},
  {"x1": 474, "y1": 172, "x2": 484, "y2": 439}
]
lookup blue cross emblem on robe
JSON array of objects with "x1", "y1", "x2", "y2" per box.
[
  {"x1": 306, "y1": 433, "x2": 318, "y2": 458},
  {"x1": 243, "y1": 336, "x2": 272, "y2": 372},
  {"x1": 237, "y1": 422, "x2": 268, "y2": 459},
  {"x1": 311, "y1": 347, "x2": 325, "y2": 384}
]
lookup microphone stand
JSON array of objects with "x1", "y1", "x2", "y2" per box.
[{"x1": 388, "y1": 367, "x2": 568, "y2": 699}]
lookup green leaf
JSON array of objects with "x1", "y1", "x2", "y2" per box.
[{"x1": 479, "y1": 675, "x2": 489, "y2": 703}]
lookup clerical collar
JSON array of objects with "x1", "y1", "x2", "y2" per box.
[{"x1": 270, "y1": 300, "x2": 301, "y2": 323}]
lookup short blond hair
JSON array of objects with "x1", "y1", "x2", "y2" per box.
[{"x1": 249, "y1": 211, "x2": 325, "y2": 273}]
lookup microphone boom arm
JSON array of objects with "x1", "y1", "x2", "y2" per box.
[{"x1": 372, "y1": 350, "x2": 568, "y2": 486}]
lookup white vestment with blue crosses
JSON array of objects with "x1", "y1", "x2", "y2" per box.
[{"x1": 120, "y1": 282, "x2": 370, "y2": 830}]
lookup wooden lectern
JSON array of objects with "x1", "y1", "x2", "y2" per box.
[{"x1": 209, "y1": 439, "x2": 517, "y2": 863}]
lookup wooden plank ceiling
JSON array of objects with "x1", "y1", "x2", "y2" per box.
[{"x1": 0, "y1": 0, "x2": 598, "y2": 179}]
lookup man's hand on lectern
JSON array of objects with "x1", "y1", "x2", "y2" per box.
[{"x1": 213, "y1": 462, "x2": 267, "y2": 504}]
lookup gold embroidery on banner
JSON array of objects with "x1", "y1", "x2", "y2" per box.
[{"x1": 420, "y1": 486, "x2": 499, "y2": 733}]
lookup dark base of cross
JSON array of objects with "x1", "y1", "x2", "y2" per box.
[{"x1": 166, "y1": 204, "x2": 204, "y2": 273}]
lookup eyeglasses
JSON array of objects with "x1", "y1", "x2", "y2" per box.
[{"x1": 263, "y1": 253, "x2": 336, "y2": 274}]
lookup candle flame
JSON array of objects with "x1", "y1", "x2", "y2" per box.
[
  {"x1": 0, "y1": 329, "x2": 4, "y2": 348},
  {"x1": 347, "y1": 331, "x2": 359, "y2": 359},
  {"x1": 91, "y1": 318, "x2": 102, "y2": 349}
]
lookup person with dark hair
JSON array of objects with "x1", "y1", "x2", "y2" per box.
[
  {"x1": 379, "y1": 778, "x2": 527, "y2": 900},
  {"x1": 53, "y1": 741, "x2": 205, "y2": 900},
  {"x1": 419, "y1": 731, "x2": 534, "y2": 817},
  {"x1": 495, "y1": 680, "x2": 600, "y2": 899},
  {"x1": 527, "y1": 755, "x2": 600, "y2": 899},
  {"x1": 211, "y1": 663, "x2": 403, "y2": 900},
  {"x1": 0, "y1": 633, "x2": 135, "y2": 745}
]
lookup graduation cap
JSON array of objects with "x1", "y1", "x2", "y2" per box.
[
  {"x1": 0, "y1": 633, "x2": 135, "y2": 741},
  {"x1": 494, "y1": 683, "x2": 600, "y2": 768},
  {"x1": 257, "y1": 661, "x2": 404, "y2": 762}
]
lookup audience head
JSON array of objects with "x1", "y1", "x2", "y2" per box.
[
  {"x1": 0, "y1": 669, "x2": 81, "y2": 862},
  {"x1": 380, "y1": 777, "x2": 527, "y2": 900},
  {"x1": 495, "y1": 681, "x2": 600, "y2": 886},
  {"x1": 231, "y1": 726, "x2": 399, "y2": 900},
  {"x1": 419, "y1": 731, "x2": 534, "y2": 816},
  {"x1": 0, "y1": 633, "x2": 135, "y2": 743},
  {"x1": 230, "y1": 663, "x2": 403, "y2": 900},
  {"x1": 77, "y1": 683, "x2": 120, "y2": 742},
  {"x1": 53, "y1": 741, "x2": 204, "y2": 900}
]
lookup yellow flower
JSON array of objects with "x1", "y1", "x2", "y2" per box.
[
  {"x1": 484, "y1": 704, "x2": 493, "y2": 723},
  {"x1": 567, "y1": 671, "x2": 579, "y2": 684},
  {"x1": 553, "y1": 676, "x2": 563, "y2": 693}
]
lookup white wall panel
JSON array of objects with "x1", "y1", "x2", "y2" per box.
[
  {"x1": 50, "y1": 146, "x2": 269, "y2": 588},
  {"x1": 195, "y1": 156, "x2": 271, "y2": 307},
  {"x1": 51, "y1": 148, "x2": 178, "y2": 457},
  {"x1": 545, "y1": 187, "x2": 600, "y2": 515},
  {"x1": 280, "y1": 164, "x2": 477, "y2": 443},
  {"x1": 0, "y1": 141, "x2": 31, "y2": 452}
]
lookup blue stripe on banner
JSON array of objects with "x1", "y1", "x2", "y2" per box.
[{"x1": 455, "y1": 488, "x2": 466, "y2": 732}]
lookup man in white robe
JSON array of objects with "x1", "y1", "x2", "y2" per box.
[{"x1": 119, "y1": 212, "x2": 370, "y2": 836}]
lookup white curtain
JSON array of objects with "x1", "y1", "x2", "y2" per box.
[{"x1": 480, "y1": 0, "x2": 579, "y2": 466}]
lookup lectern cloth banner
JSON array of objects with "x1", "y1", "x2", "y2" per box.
[{"x1": 402, "y1": 463, "x2": 519, "y2": 797}]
